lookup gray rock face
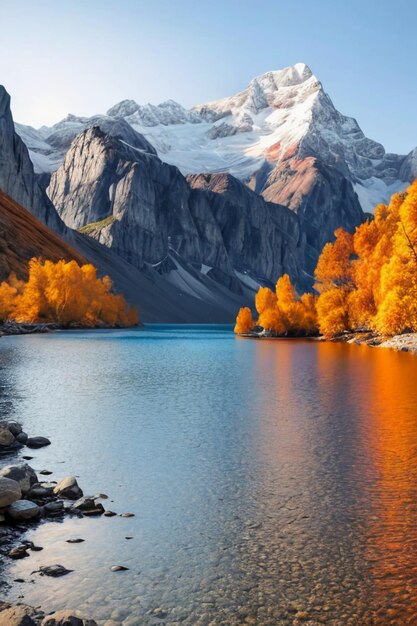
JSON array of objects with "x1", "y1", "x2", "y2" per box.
[
  {"x1": 261, "y1": 157, "x2": 365, "y2": 270},
  {"x1": 187, "y1": 173, "x2": 306, "y2": 286},
  {"x1": 48, "y1": 127, "x2": 308, "y2": 289},
  {"x1": 0, "y1": 477, "x2": 22, "y2": 507},
  {"x1": 0, "y1": 464, "x2": 38, "y2": 494},
  {"x1": 0, "y1": 86, "x2": 64, "y2": 232}
]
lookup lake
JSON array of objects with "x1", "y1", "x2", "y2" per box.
[{"x1": 1, "y1": 325, "x2": 417, "y2": 625}]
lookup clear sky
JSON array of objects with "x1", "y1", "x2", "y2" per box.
[{"x1": 1, "y1": 0, "x2": 416, "y2": 153}]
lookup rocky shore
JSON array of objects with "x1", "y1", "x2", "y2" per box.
[
  {"x1": 0, "y1": 419, "x2": 129, "y2": 625},
  {"x1": 324, "y1": 331, "x2": 417, "y2": 354},
  {"x1": 239, "y1": 329, "x2": 417, "y2": 354},
  {"x1": 0, "y1": 322, "x2": 57, "y2": 337}
]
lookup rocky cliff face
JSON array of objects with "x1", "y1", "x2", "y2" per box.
[
  {"x1": 48, "y1": 127, "x2": 309, "y2": 290},
  {"x1": 0, "y1": 88, "x2": 255, "y2": 322},
  {"x1": 0, "y1": 86, "x2": 64, "y2": 233}
]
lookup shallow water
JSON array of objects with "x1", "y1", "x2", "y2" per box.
[{"x1": 1, "y1": 325, "x2": 417, "y2": 625}]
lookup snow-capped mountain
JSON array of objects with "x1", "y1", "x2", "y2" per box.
[{"x1": 16, "y1": 62, "x2": 416, "y2": 214}]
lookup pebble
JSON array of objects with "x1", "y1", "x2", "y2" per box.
[
  {"x1": 9, "y1": 545, "x2": 29, "y2": 559},
  {"x1": 110, "y1": 565, "x2": 129, "y2": 572},
  {"x1": 36, "y1": 564, "x2": 73, "y2": 577}
]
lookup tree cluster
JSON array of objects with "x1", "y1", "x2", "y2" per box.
[
  {"x1": 0, "y1": 258, "x2": 138, "y2": 327},
  {"x1": 235, "y1": 180, "x2": 417, "y2": 338}
]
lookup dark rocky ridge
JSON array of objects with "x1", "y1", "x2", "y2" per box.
[
  {"x1": 0, "y1": 87, "x2": 64, "y2": 234},
  {"x1": 48, "y1": 127, "x2": 313, "y2": 291},
  {"x1": 0, "y1": 87, "x2": 253, "y2": 322}
]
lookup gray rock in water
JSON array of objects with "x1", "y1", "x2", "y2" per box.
[
  {"x1": 8, "y1": 545, "x2": 30, "y2": 559},
  {"x1": 27, "y1": 485, "x2": 50, "y2": 499},
  {"x1": 36, "y1": 564, "x2": 73, "y2": 577},
  {"x1": 71, "y1": 497, "x2": 104, "y2": 515},
  {"x1": 0, "y1": 427, "x2": 15, "y2": 447},
  {"x1": 0, "y1": 477, "x2": 22, "y2": 507},
  {"x1": 0, "y1": 420, "x2": 22, "y2": 436},
  {"x1": 44, "y1": 500, "x2": 64, "y2": 514},
  {"x1": 26, "y1": 436, "x2": 51, "y2": 449},
  {"x1": 16, "y1": 432, "x2": 28, "y2": 444},
  {"x1": 8, "y1": 499, "x2": 40, "y2": 521},
  {"x1": 53, "y1": 476, "x2": 83, "y2": 500},
  {"x1": 0, "y1": 464, "x2": 38, "y2": 494}
]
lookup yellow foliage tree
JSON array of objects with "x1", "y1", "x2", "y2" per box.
[
  {"x1": 237, "y1": 179, "x2": 417, "y2": 339},
  {"x1": 0, "y1": 258, "x2": 138, "y2": 327},
  {"x1": 234, "y1": 307, "x2": 254, "y2": 334},
  {"x1": 255, "y1": 287, "x2": 277, "y2": 315}
]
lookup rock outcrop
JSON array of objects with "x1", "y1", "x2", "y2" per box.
[
  {"x1": 48, "y1": 127, "x2": 309, "y2": 290},
  {"x1": 0, "y1": 86, "x2": 64, "y2": 232}
]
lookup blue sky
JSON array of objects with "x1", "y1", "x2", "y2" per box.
[{"x1": 1, "y1": 0, "x2": 416, "y2": 153}]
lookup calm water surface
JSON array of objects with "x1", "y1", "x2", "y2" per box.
[{"x1": 1, "y1": 325, "x2": 417, "y2": 625}]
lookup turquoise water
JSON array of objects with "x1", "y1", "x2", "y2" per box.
[{"x1": 1, "y1": 325, "x2": 417, "y2": 625}]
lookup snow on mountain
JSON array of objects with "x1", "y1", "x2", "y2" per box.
[{"x1": 15, "y1": 63, "x2": 414, "y2": 212}]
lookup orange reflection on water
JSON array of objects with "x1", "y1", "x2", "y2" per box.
[{"x1": 357, "y1": 347, "x2": 417, "y2": 624}]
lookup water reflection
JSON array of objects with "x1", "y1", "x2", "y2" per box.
[{"x1": 0, "y1": 329, "x2": 417, "y2": 625}]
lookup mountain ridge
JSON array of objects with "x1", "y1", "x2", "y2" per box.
[{"x1": 15, "y1": 63, "x2": 416, "y2": 214}]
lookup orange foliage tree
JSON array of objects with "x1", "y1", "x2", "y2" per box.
[
  {"x1": 235, "y1": 274, "x2": 317, "y2": 337},
  {"x1": 234, "y1": 307, "x2": 254, "y2": 334},
  {"x1": 234, "y1": 179, "x2": 417, "y2": 339},
  {"x1": 0, "y1": 258, "x2": 138, "y2": 327}
]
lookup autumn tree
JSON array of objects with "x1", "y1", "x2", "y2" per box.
[
  {"x1": 234, "y1": 307, "x2": 254, "y2": 334},
  {"x1": 0, "y1": 258, "x2": 138, "y2": 328},
  {"x1": 255, "y1": 287, "x2": 277, "y2": 315}
]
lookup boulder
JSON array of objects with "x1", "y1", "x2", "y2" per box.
[
  {"x1": 26, "y1": 436, "x2": 51, "y2": 448},
  {"x1": 8, "y1": 545, "x2": 30, "y2": 559},
  {"x1": 53, "y1": 477, "x2": 83, "y2": 500},
  {"x1": 71, "y1": 497, "x2": 104, "y2": 515},
  {"x1": 16, "y1": 432, "x2": 28, "y2": 444},
  {"x1": 0, "y1": 464, "x2": 38, "y2": 493},
  {"x1": 8, "y1": 500, "x2": 40, "y2": 521},
  {"x1": 0, "y1": 427, "x2": 15, "y2": 447},
  {"x1": 27, "y1": 485, "x2": 50, "y2": 499},
  {"x1": 37, "y1": 564, "x2": 73, "y2": 577},
  {"x1": 0, "y1": 606, "x2": 36, "y2": 626},
  {"x1": 44, "y1": 500, "x2": 64, "y2": 514},
  {"x1": 0, "y1": 477, "x2": 21, "y2": 507},
  {"x1": 0, "y1": 420, "x2": 22, "y2": 436}
]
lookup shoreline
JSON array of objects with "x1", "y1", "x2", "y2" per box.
[
  {"x1": 0, "y1": 419, "x2": 117, "y2": 625},
  {"x1": 238, "y1": 330, "x2": 417, "y2": 354}
]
